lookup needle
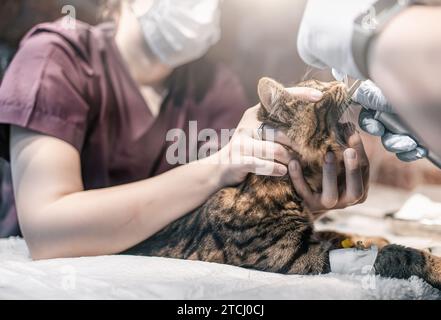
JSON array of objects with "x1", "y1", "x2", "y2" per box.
[{"x1": 347, "y1": 80, "x2": 363, "y2": 99}]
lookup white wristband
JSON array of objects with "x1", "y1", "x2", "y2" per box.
[{"x1": 329, "y1": 246, "x2": 378, "y2": 275}]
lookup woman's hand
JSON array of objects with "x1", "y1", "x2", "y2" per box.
[
  {"x1": 211, "y1": 87, "x2": 324, "y2": 187},
  {"x1": 213, "y1": 106, "x2": 290, "y2": 187},
  {"x1": 208, "y1": 85, "x2": 369, "y2": 214},
  {"x1": 288, "y1": 133, "x2": 370, "y2": 215}
]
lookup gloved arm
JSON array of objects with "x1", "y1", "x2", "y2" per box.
[
  {"x1": 297, "y1": 1, "x2": 441, "y2": 158},
  {"x1": 354, "y1": 81, "x2": 427, "y2": 162},
  {"x1": 297, "y1": 0, "x2": 376, "y2": 79}
]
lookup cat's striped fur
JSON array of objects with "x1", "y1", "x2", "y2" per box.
[{"x1": 124, "y1": 78, "x2": 441, "y2": 289}]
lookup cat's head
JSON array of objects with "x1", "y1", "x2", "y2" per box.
[{"x1": 257, "y1": 77, "x2": 353, "y2": 165}]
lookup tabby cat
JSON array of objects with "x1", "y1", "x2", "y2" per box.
[{"x1": 124, "y1": 78, "x2": 441, "y2": 290}]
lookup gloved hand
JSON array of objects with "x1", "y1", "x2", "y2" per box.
[
  {"x1": 354, "y1": 81, "x2": 427, "y2": 162},
  {"x1": 297, "y1": 0, "x2": 376, "y2": 79}
]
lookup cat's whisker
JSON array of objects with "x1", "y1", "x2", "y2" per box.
[
  {"x1": 335, "y1": 100, "x2": 350, "y2": 122},
  {"x1": 345, "y1": 102, "x2": 359, "y2": 124},
  {"x1": 301, "y1": 67, "x2": 314, "y2": 82}
]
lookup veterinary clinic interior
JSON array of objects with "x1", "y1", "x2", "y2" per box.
[{"x1": 1, "y1": 0, "x2": 441, "y2": 300}]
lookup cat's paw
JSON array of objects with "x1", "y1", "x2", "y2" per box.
[{"x1": 350, "y1": 236, "x2": 390, "y2": 249}]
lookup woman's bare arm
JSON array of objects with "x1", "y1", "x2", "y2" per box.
[
  {"x1": 10, "y1": 105, "x2": 293, "y2": 260},
  {"x1": 11, "y1": 87, "x2": 364, "y2": 260},
  {"x1": 369, "y1": 6, "x2": 441, "y2": 108},
  {"x1": 368, "y1": 6, "x2": 441, "y2": 155},
  {"x1": 11, "y1": 126, "x2": 226, "y2": 259}
]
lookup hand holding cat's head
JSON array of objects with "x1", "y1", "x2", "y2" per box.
[{"x1": 257, "y1": 77, "x2": 354, "y2": 165}]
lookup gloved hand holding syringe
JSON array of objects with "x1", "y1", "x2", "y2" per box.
[
  {"x1": 332, "y1": 69, "x2": 441, "y2": 168},
  {"x1": 298, "y1": 0, "x2": 441, "y2": 169}
]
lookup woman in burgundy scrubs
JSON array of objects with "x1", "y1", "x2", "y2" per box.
[{"x1": 0, "y1": 0, "x2": 369, "y2": 259}]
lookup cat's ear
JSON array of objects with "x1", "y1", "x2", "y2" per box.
[{"x1": 258, "y1": 77, "x2": 289, "y2": 112}]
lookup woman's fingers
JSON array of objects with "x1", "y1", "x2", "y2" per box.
[
  {"x1": 320, "y1": 153, "x2": 339, "y2": 209},
  {"x1": 289, "y1": 160, "x2": 314, "y2": 203},
  {"x1": 290, "y1": 155, "x2": 341, "y2": 211},
  {"x1": 268, "y1": 142, "x2": 292, "y2": 165},
  {"x1": 347, "y1": 133, "x2": 369, "y2": 200},
  {"x1": 251, "y1": 125, "x2": 292, "y2": 147},
  {"x1": 229, "y1": 134, "x2": 290, "y2": 176},
  {"x1": 251, "y1": 124, "x2": 301, "y2": 156},
  {"x1": 266, "y1": 129, "x2": 292, "y2": 148},
  {"x1": 232, "y1": 133, "x2": 292, "y2": 165},
  {"x1": 289, "y1": 147, "x2": 368, "y2": 213},
  {"x1": 340, "y1": 148, "x2": 364, "y2": 205},
  {"x1": 286, "y1": 87, "x2": 323, "y2": 101},
  {"x1": 244, "y1": 156, "x2": 287, "y2": 176},
  {"x1": 347, "y1": 133, "x2": 368, "y2": 165},
  {"x1": 235, "y1": 107, "x2": 369, "y2": 209},
  {"x1": 252, "y1": 139, "x2": 292, "y2": 165}
]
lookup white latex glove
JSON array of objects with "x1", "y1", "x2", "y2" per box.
[
  {"x1": 354, "y1": 81, "x2": 427, "y2": 162},
  {"x1": 297, "y1": 0, "x2": 376, "y2": 79}
]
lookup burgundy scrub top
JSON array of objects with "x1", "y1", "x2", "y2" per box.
[{"x1": 0, "y1": 20, "x2": 249, "y2": 237}]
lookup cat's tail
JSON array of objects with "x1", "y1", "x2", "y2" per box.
[{"x1": 374, "y1": 244, "x2": 441, "y2": 290}]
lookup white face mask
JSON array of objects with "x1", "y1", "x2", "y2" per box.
[{"x1": 133, "y1": 0, "x2": 221, "y2": 68}]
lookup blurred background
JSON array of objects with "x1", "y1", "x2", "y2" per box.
[{"x1": 1, "y1": 0, "x2": 441, "y2": 191}]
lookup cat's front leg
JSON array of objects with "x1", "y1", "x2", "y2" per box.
[
  {"x1": 374, "y1": 244, "x2": 441, "y2": 290},
  {"x1": 314, "y1": 231, "x2": 389, "y2": 250},
  {"x1": 348, "y1": 235, "x2": 389, "y2": 250},
  {"x1": 316, "y1": 233, "x2": 441, "y2": 289}
]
